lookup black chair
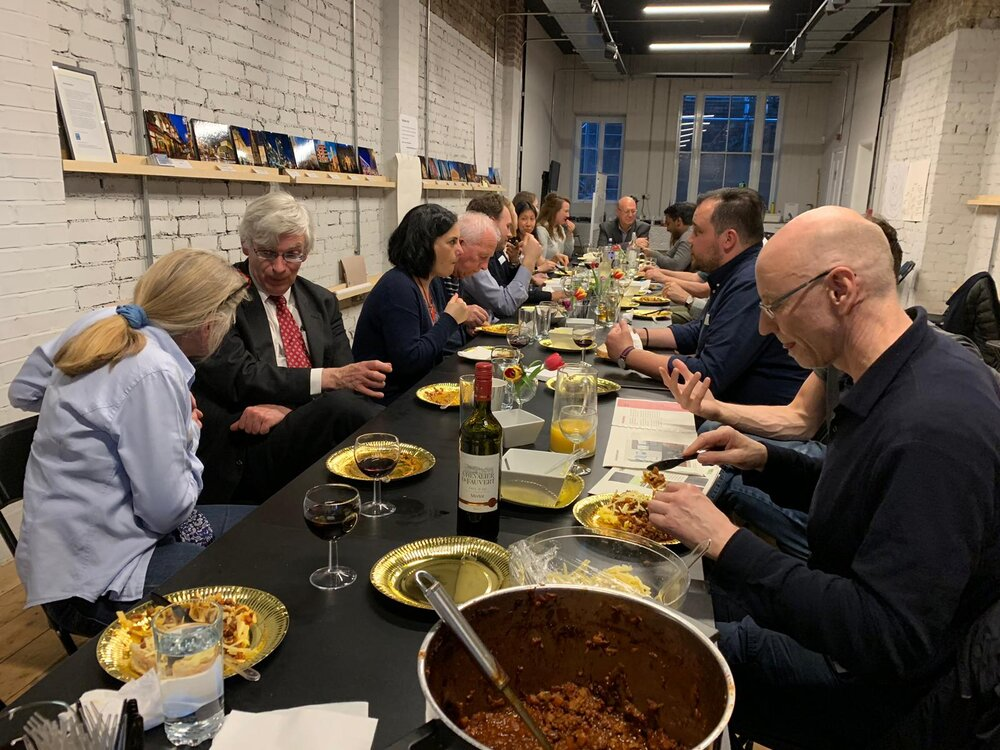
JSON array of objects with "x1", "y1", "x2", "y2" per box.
[
  {"x1": 897, "y1": 260, "x2": 916, "y2": 285},
  {"x1": 0, "y1": 416, "x2": 77, "y2": 655}
]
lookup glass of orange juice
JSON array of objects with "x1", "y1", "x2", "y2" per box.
[{"x1": 550, "y1": 363, "x2": 598, "y2": 474}]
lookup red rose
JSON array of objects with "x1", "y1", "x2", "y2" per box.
[{"x1": 544, "y1": 353, "x2": 565, "y2": 371}]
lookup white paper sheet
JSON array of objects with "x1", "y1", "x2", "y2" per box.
[
  {"x1": 902, "y1": 158, "x2": 930, "y2": 222},
  {"x1": 399, "y1": 114, "x2": 419, "y2": 155},
  {"x1": 880, "y1": 161, "x2": 908, "y2": 220},
  {"x1": 212, "y1": 702, "x2": 377, "y2": 750},
  {"x1": 395, "y1": 153, "x2": 423, "y2": 224},
  {"x1": 602, "y1": 399, "x2": 698, "y2": 469}
]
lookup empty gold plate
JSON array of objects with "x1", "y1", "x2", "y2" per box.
[
  {"x1": 326, "y1": 443, "x2": 435, "y2": 481},
  {"x1": 501, "y1": 473, "x2": 585, "y2": 509},
  {"x1": 545, "y1": 377, "x2": 621, "y2": 397},
  {"x1": 96, "y1": 585, "x2": 289, "y2": 682},
  {"x1": 416, "y1": 383, "x2": 460, "y2": 409},
  {"x1": 370, "y1": 536, "x2": 510, "y2": 609}
]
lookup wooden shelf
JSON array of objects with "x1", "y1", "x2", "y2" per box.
[
  {"x1": 968, "y1": 195, "x2": 1000, "y2": 207},
  {"x1": 63, "y1": 154, "x2": 285, "y2": 183},
  {"x1": 62, "y1": 154, "x2": 396, "y2": 189},
  {"x1": 285, "y1": 170, "x2": 394, "y2": 188},
  {"x1": 422, "y1": 180, "x2": 504, "y2": 193}
]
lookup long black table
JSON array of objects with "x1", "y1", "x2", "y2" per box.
[{"x1": 16, "y1": 333, "x2": 701, "y2": 748}]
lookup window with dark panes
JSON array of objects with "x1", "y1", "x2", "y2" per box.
[
  {"x1": 675, "y1": 94, "x2": 781, "y2": 208},
  {"x1": 575, "y1": 118, "x2": 625, "y2": 203}
]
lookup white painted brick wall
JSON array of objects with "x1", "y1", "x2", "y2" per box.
[
  {"x1": 1, "y1": 0, "x2": 523, "y2": 426},
  {"x1": 877, "y1": 28, "x2": 1000, "y2": 309}
]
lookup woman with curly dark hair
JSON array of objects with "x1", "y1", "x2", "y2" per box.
[{"x1": 352, "y1": 204, "x2": 471, "y2": 402}]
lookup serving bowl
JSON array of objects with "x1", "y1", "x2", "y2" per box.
[{"x1": 418, "y1": 585, "x2": 734, "y2": 750}]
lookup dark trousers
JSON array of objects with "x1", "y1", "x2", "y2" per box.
[
  {"x1": 200, "y1": 390, "x2": 381, "y2": 505},
  {"x1": 45, "y1": 505, "x2": 255, "y2": 637},
  {"x1": 711, "y1": 582, "x2": 913, "y2": 749}
]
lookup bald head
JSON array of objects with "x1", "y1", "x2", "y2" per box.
[
  {"x1": 759, "y1": 206, "x2": 897, "y2": 300},
  {"x1": 616, "y1": 196, "x2": 638, "y2": 229}
]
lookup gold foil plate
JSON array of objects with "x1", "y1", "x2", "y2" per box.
[
  {"x1": 574, "y1": 492, "x2": 681, "y2": 546},
  {"x1": 545, "y1": 377, "x2": 621, "y2": 397},
  {"x1": 635, "y1": 295, "x2": 672, "y2": 305},
  {"x1": 96, "y1": 585, "x2": 289, "y2": 682},
  {"x1": 539, "y1": 338, "x2": 596, "y2": 353},
  {"x1": 370, "y1": 536, "x2": 510, "y2": 609},
  {"x1": 416, "y1": 383, "x2": 459, "y2": 409},
  {"x1": 501, "y1": 473, "x2": 585, "y2": 509},
  {"x1": 477, "y1": 323, "x2": 517, "y2": 336},
  {"x1": 326, "y1": 443, "x2": 435, "y2": 481},
  {"x1": 632, "y1": 308, "x2": 673, "y2": 321}
]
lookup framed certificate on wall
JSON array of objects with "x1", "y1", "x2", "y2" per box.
[{"x1": 52, "y1": 62, "x2": 116, "y2": 163}]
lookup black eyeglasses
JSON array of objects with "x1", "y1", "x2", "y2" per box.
[
  {"x1": 252, "y1": 246, "x2": 307, "y2": 265},
  {"x1": 759, "y1": 269, "x2": 832, "y2": 319}
]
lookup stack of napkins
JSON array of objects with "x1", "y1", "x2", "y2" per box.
[{"x1": 212, "y1": 702, "x2": 377, "y2": 749}]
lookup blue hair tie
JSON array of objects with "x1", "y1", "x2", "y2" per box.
[{"x1": 116, "y1": 304, "x2": 149, "y2": 329}]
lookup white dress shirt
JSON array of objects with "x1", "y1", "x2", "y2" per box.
[{"x1": 252, "y1": 278, "x2": 323, "y2": 395}]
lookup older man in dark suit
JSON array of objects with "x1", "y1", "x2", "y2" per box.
[{"x1": 194, "y1": 192, "x2": 389, "y2": 504}]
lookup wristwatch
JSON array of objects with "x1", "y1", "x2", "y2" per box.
[
  {"x1": 618, "y1": 345, "x2": 635, "y2": 370},
  {"x1": 684, "y1": 295, "x2": 694, "y2": 307}
]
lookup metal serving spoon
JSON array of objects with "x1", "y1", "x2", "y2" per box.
[
  {"x1": 414, "y1": 571, "x2": 553, "y2": 750},
  {"x1": 149, "y1": 592, "x2": 261, "y2": 682}
]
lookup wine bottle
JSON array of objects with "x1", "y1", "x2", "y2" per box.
[{"x1": 458, "y1": 361, "x2": 502, "y2": 541}]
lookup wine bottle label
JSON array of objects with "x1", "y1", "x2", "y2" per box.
[{"x1": 458, "y1": 451, "x2": 500, "y2": 514}]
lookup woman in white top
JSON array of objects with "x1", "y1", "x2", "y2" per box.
[
  {"x1": 535, "y1": 192, "x2": 574, "y2": 265},
  {"x1": 8, "y1": 249, "x2": 251, "y2": 636}
]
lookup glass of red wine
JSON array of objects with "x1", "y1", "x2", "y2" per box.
[
  {"x1": 571, "y1": 322, "x2": 596, "y2": 363},
  {"x1": 354, "y1": 432, "x2": 400, "y2": 517},
  {"x1": 505, "y1": 323, "x2": 532, "y2": 351},
  {"x1": 303, "y1": 484, "x2": 361, "y2": 590}
]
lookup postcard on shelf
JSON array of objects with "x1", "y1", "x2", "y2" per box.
[
  {"x1": 436, "y1": 159, "x2": 449, "y2": 181},
  {"x1": 418, "y1": 156, "x2": 429, "y2": 179},
  {"x1": 357, "y1": 147, "x2": 379, "y2": 176},
  {"x1": 191, "y1": 120, "x2": 237, "y2": 163},
  {"x1": 336, "y1": 144, "x2": 358, "y2": 174},
  {"x1": 144, "y1": 110, "x2": 196, "y2": 160},
  {"x1": 53, "y1": 63, "x2": 115, "y2": 163},
  {"x1": 263, "y1": 132, "x2": 295, "y2": 169},
  {"x1": 291, "y1": 136, "x2": 320, "y2": 170},
  {"x1": 426, "y1": 157, "x2": 440, "y2": 180},
  {"x1": 445, "y1": 161, "x2": 460, "y2": 181},
  {"x1": 230, "y1": 126, "x2": 256, "y2": 166},
  {"x1": 316, "y1": 141, "x2": 341, "y2": 172},
  {"x1": 250, "y1": 131, "x2": 269, "y2": 166}
]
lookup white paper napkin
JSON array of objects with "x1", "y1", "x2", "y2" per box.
[
  {"x1": 80, "y1": 669, "x2": 165, "y2": 729},
  {"x1": 210, "y1": 702, "x2": 377, "y2": 750}
]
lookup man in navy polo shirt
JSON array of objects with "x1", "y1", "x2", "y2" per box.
[
  {"x1": 605, "y1": 187, "x2": 808, "y2": 405},
  {"x1": 646, "y1": 207, "x2": 1000, "y2": 748}
]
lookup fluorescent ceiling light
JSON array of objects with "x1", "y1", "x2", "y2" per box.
[
  {"x1": 649, "y1": 41, "x2": 752, "y2": 51},
  {"x1": 644, "y1": 4, "x2": 770, "y2": 15}
]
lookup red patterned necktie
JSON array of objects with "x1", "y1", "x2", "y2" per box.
[{"x1": 269, "y1": 295, "x2": 310, "y2": 368}]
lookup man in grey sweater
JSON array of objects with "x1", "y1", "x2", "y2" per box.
[{"x1": 651, "y1": 201, "x2": 694, "y2": 270}]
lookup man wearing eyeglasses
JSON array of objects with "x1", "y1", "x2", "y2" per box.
[
  {"x1": 597, "y1": 195, "x2": 650, "y2": 251},
  {"x1": 605, "y1": 187, "x2": 807, "y2": 406},
  {"x1": 643, "y1": 207, "x2": 1000, "y2": 748},
  {"x1": 193, "y1": 192, "x2": 388, "y2": 504}
]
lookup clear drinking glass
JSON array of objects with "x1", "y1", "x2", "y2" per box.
[
  {"x1": 304, "y1": 483, "x2": 361, "y2": 589},
  {"x1": 354, "y1": 432, "x2": 400, "y2": 517},
  {"x1": 153, "y1": 600, "x2": 225, "y2": 746},
  {"x1": 517, "y1": 307, "x2": 536, "y2": 341},
  {"x1": 535, "y1": 302, "x2": 556, "y2": 336},
  {"x1": 571, "y1": 321, "x2": 597, "y2": 363},
  {"x1": 491, "y1": 346, "x2": 520, "y2": 410},
  {"x1": 558, "y1": 404, "x2": 599, "y2": 476}
]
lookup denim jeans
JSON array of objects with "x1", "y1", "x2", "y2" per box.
[
  {"x1": 700, "y1": 420, "x2": 824, "y2": 561},
  {"x1": 45, "y1": 505, "x2": 255, "y2": 637}
]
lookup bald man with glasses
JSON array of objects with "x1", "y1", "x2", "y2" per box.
[{"x1": 193, "y1": 192, "x2": 387, "y2": 505}]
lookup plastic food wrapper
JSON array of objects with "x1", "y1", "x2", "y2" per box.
[{"x1": 507, "y1": 529, "x2": 689, "y2": 608}]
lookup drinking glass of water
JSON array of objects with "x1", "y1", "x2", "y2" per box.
[{"x1": 153, "y1": 601, "x2": 225, "y2": 746}]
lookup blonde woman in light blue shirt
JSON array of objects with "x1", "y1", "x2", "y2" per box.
[{"x1": 8, "y1": 249, "x2": 252, "y2": 636}]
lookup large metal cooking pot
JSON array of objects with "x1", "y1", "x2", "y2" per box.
[{"x1": 417, "y1": 584, "x2": 735, "y2": 750}]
